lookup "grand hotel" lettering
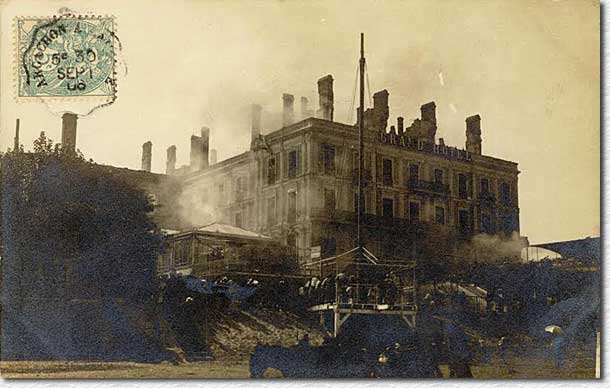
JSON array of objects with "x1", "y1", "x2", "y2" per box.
[{"x1": 379, "y1": 131, "x2": 472, "y2": 161}]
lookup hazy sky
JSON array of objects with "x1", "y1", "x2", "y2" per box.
[{"x1": 0, "y1": 0, "x2": 599, "y2": 244}]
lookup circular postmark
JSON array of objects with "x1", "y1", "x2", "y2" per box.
[{"x1": 19, "y1": 16, "x2": 116, "y2": 98}]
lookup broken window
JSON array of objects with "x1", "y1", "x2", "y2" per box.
[
  {"x1": 267, "y1": 157, "x2": 277, "y2": 185},
  {"x1": 288, "y1": 150, "x2": 298, "y2": 178},
  {"x1": 409, "y1": 202, "x2": 420, "y2": 221},
  {"x1": 382, "y1": 198, "x2": 394, "y2": 218},
  {"x1": 435, "y1": 206, "x2": 445, "y2": 224},
  {"x1": 500, "y1": 182, "x2": 511, "y2": 205},
  {"x1": 434, "y1": 168, "x2": 443, "y2": 184},
  {"x1": 481, "y1": 177, "x2": 489, "y2": 194},
  {"x1": 322, "y1": 144, "x2": 336, "y2": 175},
  {"x1": 383, "y1": 158, "x2": 393, "y2": 186},
  {"x1": 458, "y1": 173, "x2": 468, "y2": 198},
  {"x1": 409, "y1": 163, "x2": 419, "y2": 185}
]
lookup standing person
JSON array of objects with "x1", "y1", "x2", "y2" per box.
[
  {"x1": 497, "y1": 336, "x2": 515, "y2": 374},
  {"x1": 478, "y1": 338, "x2": 490, "y2": 365},
  {"x1": 551, "y1": 334, "x2": 565, "y2": 369},
  {"x1": 446, "y1": 321, "x2": 473, "y2": 378}
]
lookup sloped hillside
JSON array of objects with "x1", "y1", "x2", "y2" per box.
[{"x1": 201, "y1": 306, "x2": 326, "y2": 359}]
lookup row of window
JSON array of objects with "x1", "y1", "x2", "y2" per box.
[
  {"x1": 258, "y1": 189, "x2": 516, "y2": 239},
  {"x1": 265, "y1": 148, "x2": 303, "y2": 185},
  {"x1": 320, "y1": 143, "x2": 513, "y2": 205},
  {"x1": 262, "y1": 144, "x2": 514, "y2": 208}
]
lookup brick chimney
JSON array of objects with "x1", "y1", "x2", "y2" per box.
[
  {"x1": 190, "y1": 134, "x2": 202, "y2": 170},
  {"x1": 373, "y1": 90, "x2": 389, "y2": 131},
  {"x1": 210, "y1": 149, "x2": 217, "y2": 165},
  {"x1": 317, "y1": 75, "x2": 334, "y2": 121},
  {"x1": 166, "y1": 145, "x2": 176, "y2": 175},
  {"x1": 301, "y1": 96, "x2": 312, "y2": 119},
  {"x1": 61, "y1": 113, "x2": 78, "y2": 152},
  {"x1": 13, "y1": 119, "x2": 20, "y2": 151},
  {"x1": 420, "y1": 102, "x2": 436, "y2": 125},
  {"x1": 397, "y1": 117, "x2": 404, "y2": 135},
  {"x1": 251, "y1": 103, "x2": 262, "y2": 146},
  {"x1": 141, "y1": 141, "x2": 152, "y2": 172},
  {"x1": 465, "y1": 114, "x2": 482, "y2": 155},
  {"x1": 201, "y1": 127, "x2": 210, "y2": 169},
  {"x1": 282, "y1": 94, "x2": 294, "y2": 127}
]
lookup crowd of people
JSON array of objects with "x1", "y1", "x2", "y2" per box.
[{"x1": 298, "y1": 272, "x2": 406, "y2": 307}]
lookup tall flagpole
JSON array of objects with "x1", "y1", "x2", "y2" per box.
[{"x1": 357, "y1": 33, "x2": 365, "y2": 252}]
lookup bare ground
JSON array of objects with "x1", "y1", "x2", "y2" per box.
[{"x1": 1, "y1": 348, "x2": 596, "y2": 379}]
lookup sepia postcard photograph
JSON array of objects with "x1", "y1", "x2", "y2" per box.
[{"x1": 0, "y1": 0, "x2": 602, "y2": 380}]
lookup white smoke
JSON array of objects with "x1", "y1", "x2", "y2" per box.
[{"x1": 468, "y1": 232, "x2": 527, "y2": 264}]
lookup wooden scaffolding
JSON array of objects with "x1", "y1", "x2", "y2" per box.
[{"x1": 304, "y1": 247, "x2": 417, "y2": 337}]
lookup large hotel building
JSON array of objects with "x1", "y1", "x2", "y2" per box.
[{"x1": 149, "y1": 74, "x2": 522, "y2": 269}]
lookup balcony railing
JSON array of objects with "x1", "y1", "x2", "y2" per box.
[{"x1": 408, "y1": 179, "x2": 450, "y2": 195}]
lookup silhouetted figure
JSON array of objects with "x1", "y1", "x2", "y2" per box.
[
  {"x1": 551, "y1": 334, "x2": 566, "y2": 369},
  {"x1": 446, "y1": 322, "x2": 473, "y2": 378},
  {"x1": 497, "y1": 335, "x2": 514, "y2": 374}
]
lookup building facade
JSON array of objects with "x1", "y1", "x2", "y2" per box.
[{"x1": 164, "y1": 75, "x2": 522, "y2": 268}]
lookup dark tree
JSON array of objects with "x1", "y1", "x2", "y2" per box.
[{"x1": 1, "y1": 133, "x2": 163, "y2": 360}]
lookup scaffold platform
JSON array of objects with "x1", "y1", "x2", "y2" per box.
[{"x1": 303, "y1": 247, "x2": 418, "y2": 337}]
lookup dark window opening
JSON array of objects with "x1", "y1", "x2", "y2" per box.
[
  {"x1": 434, "y1": 168, "x2": 443, "y2": 184},
  {"x1": 409, "y1": 202, "x2": 420, "y2": 222},
  {"x1": 288, "y1": 150, "x2": 298, "y2": 178},
  {"x1": 383, "y1": 158, "x2": 393, "y2": 186},
  {"x1": 435, "y1": 206, "x2": 445, "y2": 224},
  {"x1": 323, "y1": 144, "x2": 336, "y2": 175},
  {"x1": 459, "y1": 209, "x2": 470, "y2": 235},
  {"x1": 409, "y1": 164, "x2": 420, "y2": 184},
  {"x1": 481, "y1": 177, "x2": 489, "y2": 194},
  {"x1": 458, "y1": 174, "x2": 468, "y2": 198},
  {"x1": 382, "y1": 198, "x2": 394, "y2": 218},
  {"x1": 500, "y1": 182, "x2": 511, "y2": 205},
  {"x1": 267, "y1": 157, "x2": 277, "y2": 185}
]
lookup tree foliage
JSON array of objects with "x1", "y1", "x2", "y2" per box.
[{"x1": 1, "y1": 132, "x2": 162, "y2": 302}]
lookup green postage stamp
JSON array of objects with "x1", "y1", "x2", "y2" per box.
[{"x1": 17, "y1": 15, "x2": 116, "y2": 99}]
